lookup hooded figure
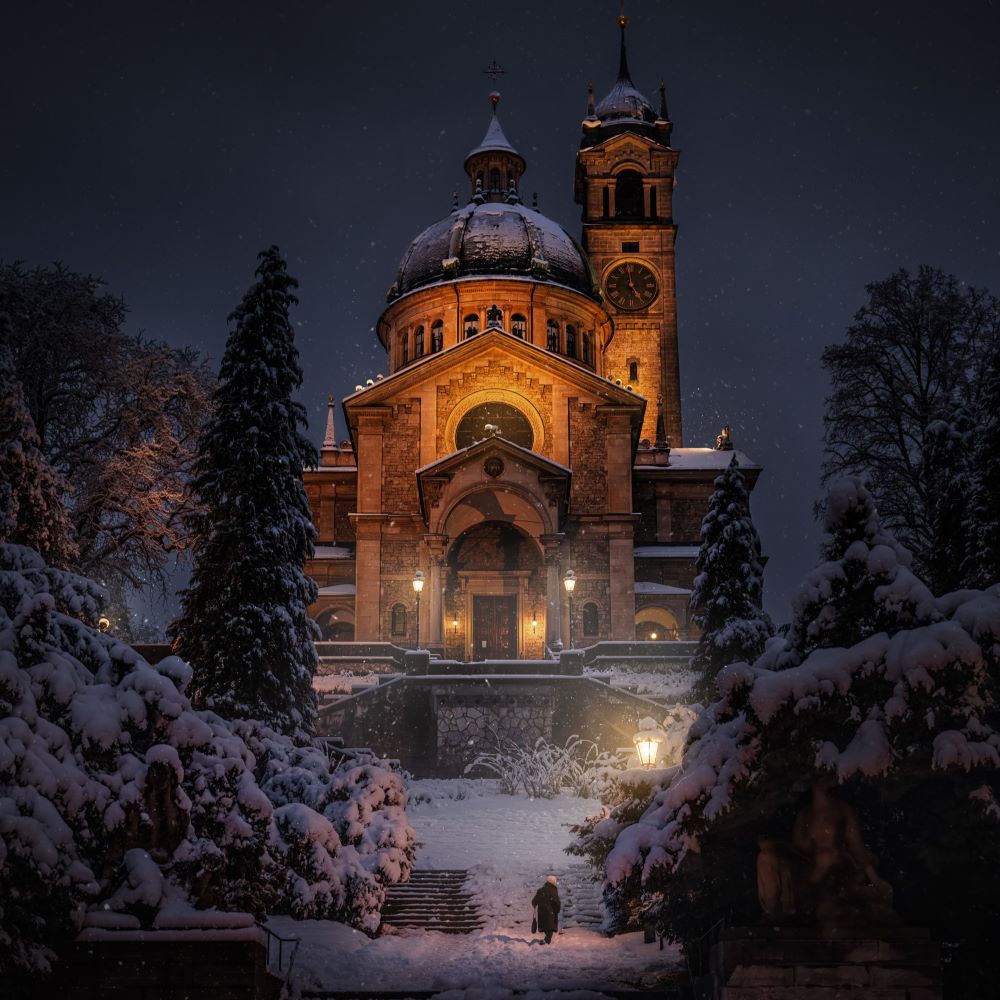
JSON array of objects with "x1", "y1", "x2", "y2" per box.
[{"x1": 532, "y1": 875, "x2": 561, "y2": 944}]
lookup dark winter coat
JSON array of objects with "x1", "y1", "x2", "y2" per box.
[{"x1": 532, "y1": 882, "x2": 561, "y2": 933}]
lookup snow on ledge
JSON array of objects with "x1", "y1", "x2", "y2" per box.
[
  {"x1": 313, "y1": 546, "x2": 354, "y2": 559},
  {"x1": 634, "y1": 546, "x2": 700, "y2": 559},
  {"x1": 77, "y1": 926, "x2": 265, "y2": 944},
  {"x1": 634, "y1": 582, "x2": 692, "y2": 595},
  {"x1": 317, "y1": 584, "x2": 357, "y2": 596}
]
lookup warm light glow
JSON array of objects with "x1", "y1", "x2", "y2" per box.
[
  {"x1": 563, "y1": 569, "x2": 576, "y2": 593},
  {"x1": 650, "y1": 631, "x2": 658, "y2": 640},
  {"x1": 412, "y1": 570, "x2": 425, "y2": 594},
  {"x1": 531, "y1": 614, "x2": 538, "y2": 634},
  {"x1": 452, "y1": 617, "x2": 458, "y2": 628},
  {"x1": 634, "y1": 732, "x2": 663, "y2": 769}
]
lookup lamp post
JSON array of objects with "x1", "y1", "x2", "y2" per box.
[
  {"x1": 412, "y1": 570, "x2": 425, "y2": 649},
  {"x1": 563, "y1": 569, "x2": 576, "y2": 650}
]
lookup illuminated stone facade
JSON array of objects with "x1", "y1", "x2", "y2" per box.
[{"x1": 304, "y1": 29, "x2": 761, "y2": 658}]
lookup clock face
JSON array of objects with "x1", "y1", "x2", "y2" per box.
[{"x1": 605, "y1": 261, "x2": 658, "y2": 311}]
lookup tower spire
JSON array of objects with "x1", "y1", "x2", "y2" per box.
[
  {"x1": 617, "y1": 12, "x2": 632, "y2": 83},
  {"x1": 323, "y1": 394, "x2": 336, "y2": 448}
]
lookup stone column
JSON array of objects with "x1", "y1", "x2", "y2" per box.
[
  {"x1": 424, "y1": 533, "x2": 448, "y2": 654},
  {"x1": 608, "y1": 521, "x2": 637, "y2": 640},
  {"x1": 540, "y1": 534, "x2": 565, "y2": 650},
  {"x1": 352, "y1": 408, "x2": 389, "y2": 641}
]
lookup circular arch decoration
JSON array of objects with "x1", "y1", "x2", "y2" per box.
[
  {"x1": 437, "y1": 482, "x2": 554, "y2": 541},
  {"x1": 445, "y1": 389, "x2": 545, "y2": 453},
  {"x1": 635, "y1": 606, "x2": 681, "y2": 639}
]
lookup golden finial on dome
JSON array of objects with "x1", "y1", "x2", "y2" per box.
[{"x1": 618, "y1": 13, "x2": 628, "y2": 28}]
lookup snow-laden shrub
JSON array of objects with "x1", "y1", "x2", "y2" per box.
[
  {"x1": 466, "y1": 732, "x2": 627, "y2": 799},
  {"x1": 0, "y1": 543, "x2": 415, "y2": 975},
  {"x1": 596, "y1": 481, "x2": 1000, "y2": 988}
]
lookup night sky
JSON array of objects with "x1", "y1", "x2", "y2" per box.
[{"x1": 3, "y1": 1, "x2": 998, "y2": 621}]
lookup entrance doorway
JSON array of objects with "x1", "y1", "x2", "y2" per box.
[{"x1": 472, "y1": 595, "x2": 517, "y2": 660}]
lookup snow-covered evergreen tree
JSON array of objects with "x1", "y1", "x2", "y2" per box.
[
  {"x1": 688, "y1": 456, "x2": 772, "y2": 697},
  {"x1": 0, "y1": 318, "x2": 78, "y2": 568},
  {"x1": 966, "y1": 351, "x2": 1000, "y2": 588},
  {"x1": 785, "y1": 476, "x2": 937, "y2": 661},
  {"x1": 596, "y1": 482, "x2": 1000, "y2": 990},
  {"x1": 171, "y1": 247, "x2": 319, "y2": 735},
  {"x1": 0, "y1": 542, "x2": 414, "y2": 979}
]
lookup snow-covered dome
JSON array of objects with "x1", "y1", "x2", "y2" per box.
[
  {"x1": 387, "y1": 93, "x2": 597, "y2": 303},
  {"x1": 594, "y1": 76, "x2": 656, "y2": 125},
  {"x1": 387, "y1": 200, "x2": 596, "y2": 301}
]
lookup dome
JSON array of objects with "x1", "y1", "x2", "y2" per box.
[
  {"x1": 388, "y1": 200, "x2": 596, "y2": 301},
  {"x1": 594, "y1": 77, "x2": 656, "y2": 125}
]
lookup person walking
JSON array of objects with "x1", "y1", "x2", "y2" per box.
[{"x1": 532, "y1": 875, "x2": 561, "y2": 944}]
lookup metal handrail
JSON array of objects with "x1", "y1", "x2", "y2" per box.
[{"x1": 260, "y1": 922, "x2": 301, "y2": 977}]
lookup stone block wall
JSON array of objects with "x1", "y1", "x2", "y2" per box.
[
  {"x1": 568, "y1": 402, "x2": 608, "y2": 512},
  {"x1": 381, "y1": 401, "x2": 421, "y2": 513}
]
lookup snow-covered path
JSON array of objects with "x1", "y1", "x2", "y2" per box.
[{"x1": 269, "y1": 780, "x2": 682, "y2": 996}]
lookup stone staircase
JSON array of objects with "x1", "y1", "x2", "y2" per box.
[
  {"x1": 556, "y1": 863, "x2": 607, "y2": 931},
  {"x1": 380, "y1": 869, "x2": 485, "y2": 934}
]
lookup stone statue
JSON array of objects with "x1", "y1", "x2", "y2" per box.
[
  {"x1": 715, "y1": 424, "x2": 733, "y2": 450},
  {"x1": 757, "y1": 777, "x2": 897, "y2": 928}
]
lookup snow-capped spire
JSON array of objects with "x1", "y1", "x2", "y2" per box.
[
  {"x1": 616, "y1": 13, "x2": 633, "y2": 84},
  {"x1": 323, "y1": 394, "x2": 336, "y2": 448},
  {"x1": 464, "y1": 91, "x2": 526, "y2": 203},
  {"x1": 658, "y1": 80, "x2": 669, "y2": 121}
]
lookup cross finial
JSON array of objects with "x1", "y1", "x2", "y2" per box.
[{"x1": 483, "y1": 59, "x2": 505, "y2": 83}]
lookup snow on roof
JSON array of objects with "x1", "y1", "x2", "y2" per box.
[
  {"x1": 313, "y1": 546, "x2": 354, "y2": 559},
  {"x1": 317, "y1": 584, "x2": 357, "y2": 596},
  {"x1": 634, "y1": 582, "x2": 692, "y2": 595},
  {"x1": 416, "y1": 434, "x2": 572, "y2": 477},
  {"x1": 634, "y1": 546, "x2": 700, "y2": 559},
  {"x1": 642, "y1": 448, "x2": 760, "y2": 471},
  {"x1": 466, "y1": 113, "x2": 521, "y2": 160}
]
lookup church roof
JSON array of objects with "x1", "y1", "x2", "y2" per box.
[
  {"x1": 465, "y1": 111, "x2": 523, "y2": 163},
  {"x1": 594, "y1": 22, "x2": 656, "y2": 126},
  {"x1": 387, "y1": 200, "x2": 596, "y2": 301}
]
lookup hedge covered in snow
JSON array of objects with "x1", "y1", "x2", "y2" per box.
[
  {"x1": 588, "y1": 480, "x2": 1000, "y2": 983},
  {"x1": 0, "y1": 543, "x2": 415, "y2": 976}
]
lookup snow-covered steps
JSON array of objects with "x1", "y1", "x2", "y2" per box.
[
  {"x1": 380, "y1": 869, "x2": 485, "y2": 934},
  {"x1": 555, "y1": 864, "x2": 607, "y2": 932}
]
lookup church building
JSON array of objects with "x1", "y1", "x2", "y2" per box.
[{"x1": 304, "y1": 17, "x2": 760, "y2": 659}]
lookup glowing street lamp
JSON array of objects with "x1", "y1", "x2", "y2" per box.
[
  {"x1": 563, "y1": 569, "x2": 576, "y2": 649},
  {"x1": 412, "y1": 570, "x2": 425, "y2": 648},
  {"x1": 633, "y1": 717, "x2": 666, "y2": 769}
]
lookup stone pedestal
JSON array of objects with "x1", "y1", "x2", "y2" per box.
[{"x1": 705, "y1": 926, "x2": 942, "y2": 1000}]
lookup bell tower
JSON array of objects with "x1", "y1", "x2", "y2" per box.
[{"x1": 576, "y1": 14, "x2": 682, "y2": 446}]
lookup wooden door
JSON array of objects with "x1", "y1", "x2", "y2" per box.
[{"x1": 472, "y1": 595, "x2": 517, "y2": 660}]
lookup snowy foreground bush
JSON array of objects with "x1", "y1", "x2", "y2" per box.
[
  {"x1": 585, "y1": 479, "x2": 1000, "y2": 990},
  {"x1": 0, "y1": 543, "x2": 414, "y2": 976},
  {"x1": 467, "y1": 733, "x2": 628, "y2": 799}
]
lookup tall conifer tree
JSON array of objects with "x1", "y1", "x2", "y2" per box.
[
  {"x1": 0, "y1": 316, "x2": 78, "y2": 567},
  {"x1": 966, "y1": 352, "x2": 1000, "y2": 588},
  {"x1": 172, "y1": 247, "x2": 318, "y2": 734},
  {"x1": 689, "y1": 456, "x2": 772, "y2": 698}
]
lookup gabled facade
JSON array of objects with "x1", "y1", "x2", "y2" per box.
[{"x1": 304, "y1": 17, "x2": 761, "y2": 658}]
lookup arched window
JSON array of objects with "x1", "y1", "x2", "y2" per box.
[
  {"x1": 565, "y1": 325, "x2": 577, "y2": 358},
  {"x1": 649, "y1": 186, "x2": 657, "y2": 218},
  {"x1": 582, "y1": 602, "x2": 599, "y2": 636},
  {"x1": 456, "y1": 401, "x2": 534, "y2": 450},
  {"x1": 464, "y1": 313, "x2": 479, "y2": 339},
  {"x1": 391, "y1": 603, "x2": 408, "y2": 636},
  {"x1": 414, "y1": 325, "x2": 425, "y2": 358},
  {"x1": 615, "y1": 170, "x2": 644, "y2": 218},
  {"x1": 546, "y1": 319, "x2": 559, "y2": 352},
  {"x1": 400, "y1": 331, "x2": 409, "y2": 365},
  {"x1": 489, "y1": 168, "x2": 501, "y2": 193},
  {"x1": 628, "y1": 360, "x2": 639, "y2": 383},
  {"x1": 511, "y1": 313, "x2": 527, "y2": 338},
  {"x1": 431, "y1": 320, "x2": 444, "y2": 353},
  {"x1": 582, "y1": 333, "x2": 593, "y2": 366}
]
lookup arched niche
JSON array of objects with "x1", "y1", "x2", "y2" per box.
[
  {"x1": 635, "y1": 606, "x2": 680, "y2": 640},
  {"x1": 437, "y1": 483, "x2": 552, "y2": 542},
  {"x1": 444, "y1": 389, "x2": 545, "y2": 453}
]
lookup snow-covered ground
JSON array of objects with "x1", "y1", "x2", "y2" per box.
[
  {"x1": 587, "y1": 667, "x2": 697, "y2": 702},
  {"x1": 268, "y1": 779, "x2": 682, "y2": 996}
]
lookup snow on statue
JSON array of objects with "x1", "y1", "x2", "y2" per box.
[{"x1": 0, "y1": 542, "x2": 415, "y2": 978}]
